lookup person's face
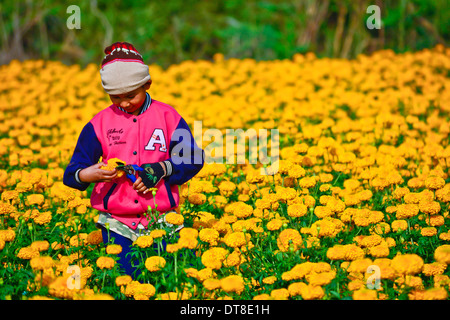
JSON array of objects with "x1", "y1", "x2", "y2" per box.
[{"x1": 109, "y1": 82, "x2": 151, "y2": 115}]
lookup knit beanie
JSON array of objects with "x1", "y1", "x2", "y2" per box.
[{"x1": 100, "y1": 42, "x2": 151, "y2": 95}]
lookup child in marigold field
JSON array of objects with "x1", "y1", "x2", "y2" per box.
[{"x1": 63, "y1": 42, "x2": 204, "y2": 277}]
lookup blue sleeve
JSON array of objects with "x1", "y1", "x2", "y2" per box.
[
  {"x1": 63, "y1": 122, "x2": 103, "y2": 191},
  {"x1": 165, "y1": 117, "x2": 204, "y2": 185}
]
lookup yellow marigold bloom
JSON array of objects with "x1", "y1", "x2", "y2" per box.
[
  {"x1": 224, "y1": 231, "x2": 248, "y2": 248},
  {"x1": 0, "y1": 239, "x2": 4, "y2": 250},
  {"x1": 299, "y1": 284, "x2": 324, "y2": 300},
  {"x1": 288, "y1": 164, "x2": 306, "y2": 178},
  {"x1": 424, "y1": 176, "x2": 445, "y2": 190},
  {"x1": 287, "y1": 203, "x2": 308, "y2": 218},
  {"x1": 203, "y1": 278, "x2": 221, "y2": 291},
  {"x1": 299, "y1": 176, "x2": 316, "y2": 189},
  {"x1": 439, "y1": 231, "x2": 450, "y2": 241},
  {"x1": 314, "y1": 206, "x2": 333, "y2": 219},
  {"x1": 423, "y1": 287, "x2": 448, "y2": 300},
  {"x1": 369, "y1": 243, "x2": 390, "y2": 258},
  {"x1": 434, "y1": 245, "x2": 450, "y2": 264},
  {"x1": 353, "y1": 288, "x2": 378, "y2": 300},
  {"x1": 347, "y1": 258, "x2": 373, "y2": 273},
  {"x1": 86, "y1": 230, "x2": 103, "y2": 245},
  {"x1": 287, "y1": 282, "x2": 307, "y2": 297},
  {"x1": 178, "y1": 236, "x2": 198, "y2": 249},
  {"x1": 266, "y1": 218, "x2": 283, "y2": 231},
  {"x1": 31, "y1": 240, "x2": 50, "y2": 252},
  {"x1": 96, "y1": 256, "x2": 115, "y2": 270},
  {"x1": 434, "y1": 275, "x2": 450, "y2": 288},
  {"x1": 165, "y1": 212, "x2": 184, "y2": 225},
  {"x1": 30, "y1": 256, "x2": 54, "y2": 271},
  {"x1": 149, "y1": 229, "x2": 166, "y2": 239},
  {"x1": 277, "y1": 228, "x2": 302, "y2": 252},
  {"x1": 253, "y1": 293, "x2": 272, "y2": 300},
  {"x1": 421, "y1": 227, "x2": 437, "y2": 237},
  {"x1": 306, "y1": 271, "x2": 336, "y2": 286},
  {"x1": 270, "y1": 288, "x2": 289, "y2": 300},
  {"x1": 326, "y1": 244, "x2": 364, "y2": 261},
  {"x1": 188, "y1": 193, "x2": 207, "y2": 205},
  {"x1": 419, "y1": 200, "x2": 441, "y2": 215},
  {"x1": 33, "y1": 211, "x2": 52, "y2": 225},
  {"x1": 403, "y1": 192, "x2": 421, "y2": 204},
  {"x1": 391, "y1": 219, "x2": 408, "y2": 232},
  {"x1": 229, "y1": 201, "x2": 253, "y2": 219},
  {"x1": 426, "y1": 215, "x2": 444, "y2": 227},
  {"x1": 262, "y1": 276, "x2": 277, "y2": 285},
  {"x1": 27, "y1": 194, "x2": 45, "y2": 206},
  {"x1": 0, "y1": 229, "x2": 15, "y2": 242},
  {"x1": 393, "y1": 187, "x2": 410, "y2": 200},
  {"x1": 218, "y1": 180, "x2": 236, "y2": 196},
  {"x1": 422, "y1": 262, "x2": 447, "y2": 276},
  {"x1": 199, "y1": 228, "x2": 219, "y2": 245},
  {"x1": 201, "y1": 247, "x2": 229, "y2": 269},
  {"x1": 370, "y1": 222, "x2": 391, "y2": 235},
  {"x1": 106, "y1": 244, "x2": 122, "y2": 255},
  {"x1": 145, "y1": 256, "x2": 166, "y2": 272},
  {"x1": 133, "y1": 283, "x2": 156, "y2": 299},
  {"x1": 17, "y1": 246, "x2": 40, "y2": 260},
  {"x1": 391, "y1": 254, "x2": 424, "y2": 275},
  {"x1": 360, "y1": 235, "x2": 383, "y2": 248},
  {"x1": 220, "y1": 275, "x2": 245, "y2": 294},
  {"x1": 133, "y1": 235, "x2": 154, "y2": 248},
  {"x1": 197, "y1": 267, "x2": 215, "y2": 282},
  {"x1": 396, "y1": 204, "x2": 419, "y2": 219},
  {"x1": 100, "y1": 157, "x2": 126, "y2": 178}
]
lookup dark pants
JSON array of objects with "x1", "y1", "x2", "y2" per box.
[{"x1": 101, "y1": 227, "x2": 172, "y2": 278}]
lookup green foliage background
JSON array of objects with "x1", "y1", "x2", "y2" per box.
[{"x1": 0, "y1": 0, "x2": 448, "y2": 68}]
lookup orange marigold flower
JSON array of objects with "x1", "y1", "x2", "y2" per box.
[
  {"x1": 391, "y1": 254, "x2": 424, "y2": 275},
  {"x1": 165, "y1": 212, "x2": 184, "y2": 225},
  {"x1": 421, "y1": 227, "x2": 437, "y2": 237},
  {"x1": 277, "y1": 229, "x2": 302, "y2": 252},
  {"x1": 422, "y1": 262, "x2": 447, "y2": 276},
  {"x1": 145, "y1": 256, "x2": 166, "y2": 272},
  {"x1": 106, "y1": 244, "x2": 122, "y2": 255},
  {"x1": 100, "y1": 158, "x2": 126, "y2": 178},
  {"x1": 423, "y1": 287, "x2": 448, "y2": 300},
  {"x1": 96, "y1": 256, "x2": 115, "y2": 270},
  {"x1": 133, "y1": 235, "x2": 154, "y2": 248},
  {"x1": 434, "y1": 245, "x2": 450, "y2": 264},
  {"x1": 220, "y1": 275, "x2": 245, "y2": 294}
]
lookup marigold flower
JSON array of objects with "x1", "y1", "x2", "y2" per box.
[
  {"x1": 33, "y1": 211, "x2": 52, "y2": 225},
  {"x1": 188, "y1": 193, "x2": 207, "y2": 205},
  {"x1": 86, "y1": 230, "x2": 103, "y2": 245},
  {"x1": 262, "y1": 276, "x2": 277, "y2": 285},
  {"x1": 287, "y1": 203, "x2": 308, "y2": 218},
  {"x1": 100, "y1": 158, "x2": 126, "y2": 177},
  {"x1": 145, "y1": 256, "x2": 166, "y2": 272},
  {"x1": 203, "y1": 278, "x2": 221, "y2": 291},
  {"x1": 422, "y1": 263, "x2": 447, "y2": 276},
  {"x1": 106, "y1": 244, "x2": 122, "y2": 255},
  {"x1": 31, "y1": 240, "x2": 50, "y2": 252},
  {"x1": 277, "y1": 228, "x2": 302, "y2": 252},
  {"x1": 396, "y1": 204, "x2": 419, "y2": 219},
  {"x1": 391, "y1": 254, "x2": 423, "y2": 275},
  {"x1": 353, "y1": 288, "x2": 378, "y2": 300},
  {"x1": 421, "y1": 227, "x2": 437, "y2": 237},
  {"x1": 224, "y1": 231, "x2": 248, "y2": 248},
  {"x1": 220, "y1": 275, "x2": 245, "y2": 294},
  {"x1": 391, "y1": 219, "x2": 408, "y2": 232},
  {"x1": 0, "y1": 229, "x2": 16, "y2": 242},
  {"x1": 96, "y1": 256, "x2": 115, "y2": 270},
  {"x1": 423, "y1": 287, "x2": 448, "y2": 300},
  {"x1": 266, "y1": 218, "x2": 283, "y2": 231},
  {"x1": 199, "y1": 228, "x2": 220, "y2": 245},
  {"x1": 30, "y1": 256, "x2": 54, "y2": 271},
  {"x1": 424, "y1": 176, "x2": 445, "y2": 190},
  {"x1": 165, "y1": 212, "x2": 184, "y2": 225},
  {"x1": 434, "y1": 245, "x2": 450, "y2": 264},
  {"x1": 270, "y1": 288, "x2": 289, "y2": 300},
  {"x1": 17, "y1": 246, "x2": 40, "y2": 260},
  {"x1": 133, "y1": 235, "x2": 154, "y2": 248}
]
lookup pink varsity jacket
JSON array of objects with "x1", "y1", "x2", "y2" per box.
[{"x1": 63, "y1": 95, "x2": 204, "y2": 229}]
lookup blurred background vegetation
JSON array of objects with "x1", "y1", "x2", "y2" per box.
[{"x1": 0, "y1": 0, "x2": 448, "y2": 68}]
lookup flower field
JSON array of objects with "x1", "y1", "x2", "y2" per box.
[{"x1": 1, "y1": 45, "x2": 450, "y2": 300}]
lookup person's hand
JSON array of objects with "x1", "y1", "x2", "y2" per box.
[
  {"x1": 132, "y1": 176, "x2": 151, "y2": 194},
  {"x1": 137, "y1": 162, "x2": 167, "y2": 191},
  {"x1": 78, "y1": 162, "x2": 118, "y2": 183}
]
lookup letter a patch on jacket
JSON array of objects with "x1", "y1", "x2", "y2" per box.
[{"x1": 145, "y1": 128, "x2": 167, "y2": 152}]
